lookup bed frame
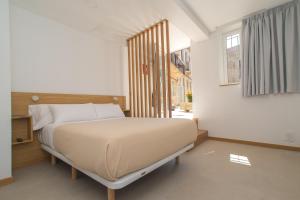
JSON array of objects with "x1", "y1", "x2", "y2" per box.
[
  {"x1": 12, "y1": 92, "x2": 194, "y2": 199},
  {"x1": 42, "y1": 143, "x2": 194, "y2": 200}
]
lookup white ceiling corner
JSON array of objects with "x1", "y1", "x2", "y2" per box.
[{"x1": 10, "y1": 0, "x2": 292, "y2": 45}]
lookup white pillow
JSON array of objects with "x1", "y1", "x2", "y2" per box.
[
  {"x1": 94, "y1": 104, "x2": 125, "y2": 119},
  {"x1": 29, "y1": 104, "x2": 53, "y2": 131},
  {"x1": 50, "y1": 104, "x2": 97, "y2": 123}
]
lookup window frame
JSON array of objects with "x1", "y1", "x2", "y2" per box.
[{"x1": 219, "y1": 29, "x2": 241, "y2": 86}]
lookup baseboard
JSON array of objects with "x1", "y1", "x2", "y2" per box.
[
  {"x1": 194, "y1": 130, "x2": 208, "y2": 147},
  {"x1": 0, "y1": 177, "x2": 14, "y2": 187},
  {"x1": 208, "y1": 137, "x2": 300, "y2": 152}
]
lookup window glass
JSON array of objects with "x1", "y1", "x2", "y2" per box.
[{"x1": 221, "y1": 31, "x2": 241, "y2": 85}]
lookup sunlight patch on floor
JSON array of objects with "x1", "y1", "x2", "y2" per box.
[{"x1": 230, "y1": 154, "x2": 251, "y2": 166}]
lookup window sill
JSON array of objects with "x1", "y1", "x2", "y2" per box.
[{"x1": 219, "y1": 82, "x2": 240, "y2": 87}]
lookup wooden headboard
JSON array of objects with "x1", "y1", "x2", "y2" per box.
[
  {"x1": 12, "y1": 92, "x2": 126, "y2": 116},
  {"x1": 11, "y1": 92, "x2": 126, "y2": 169}
]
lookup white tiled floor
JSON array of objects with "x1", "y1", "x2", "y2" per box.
[{"x1": 1, "y1": 140, "x2": 300, "y2": 200}]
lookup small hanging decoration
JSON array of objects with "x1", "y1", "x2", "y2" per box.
[{"x1": 142, "y1": 64, "x2": 149, "y2": 75}]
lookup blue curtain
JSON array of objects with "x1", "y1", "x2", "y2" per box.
[{"x1": 241, "y1": 0, "x2": 300, "y2": 96}]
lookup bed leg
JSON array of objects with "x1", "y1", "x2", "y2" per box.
[
  {"x1": 71, "y1": 167, "x2": 78, "y2": 180},
  {"x1": 51, "y1": 155, "x2": 56, "y2": 166},
  {"x1": 175, "y1": 156, "x2": 180, "y2": 164},
  {"x1": 107, "y1": 188, "x2": 115, "y2": 200}
]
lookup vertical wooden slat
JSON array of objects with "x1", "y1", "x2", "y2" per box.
[
  {"x1": 160, "y1": 21, "x2": 167, "y2": 118},
  {"x1": 131, "y1": 39, "x2": 136, "y2": 117},
  {"x1": 138, "y1": 34, "x2": 144, "y2": 117},
  {"x1": 135, "y1": 36, "x2": 140, "y2": 117},
  {"x1": 127, "y1": 40, "x2": 132, "y2": 117},
  {"x1": 147, "y1": 29, "x2": 152, "y2": 117},
  {"x1": 155, "y1": 24, "x2": 161, "y2": 118},
  {"x1": 71, "y1": 167, "x2": 77, "y2": 180},
  {"x1": 151, "y1": 27, "x2": 157, "y2": 117},
  {"x1": 143, "y1": 32, "x2": 148, "y2": 117},
  {"x1": 165, "y1": 20, "x2": 172, "y2": 118}
]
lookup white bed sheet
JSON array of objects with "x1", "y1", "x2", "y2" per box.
[{"x1": 38, "y1": 123, "x2": 58, "y2": 149}]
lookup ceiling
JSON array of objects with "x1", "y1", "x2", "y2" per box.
[
  {"x1": 184, "y1": 0, "x2": 291, "y2": 31},
  {"x1": 11, "y1": 0, "x2": 292, "y2": 48}
]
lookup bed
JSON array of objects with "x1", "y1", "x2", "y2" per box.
[{"x1": 25, "y1": 97, "x2": 197, "y2": 200}]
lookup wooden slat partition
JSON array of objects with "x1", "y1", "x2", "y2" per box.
[
  {"x1": 135, "y1": 37, "x2": 140, "y2": 117},
  {"x1": 127, "y1": 19, "x2": 172, "y2": 118}
]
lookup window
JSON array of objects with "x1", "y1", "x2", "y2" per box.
[
  {"x1": 220, "y1": 30, "x2": 241, "y2": 85},
  {"x1": 227, "y1": 34, "x2": 240, "y2": 48}
]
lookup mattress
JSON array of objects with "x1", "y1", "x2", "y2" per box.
[
  {"x1": 52, "y1": 118, "x2": 197, "y2": 181},
  {"x1": 38, "y1": 123, "x2": 57, "y2": 149}
]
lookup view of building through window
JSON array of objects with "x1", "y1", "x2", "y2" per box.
[
  {"x1": 170, "y1": 48, "x2": 193, "y2": 119},
  {"x1": 226, "y1": 33, "x2": 241, "y2": 84}
]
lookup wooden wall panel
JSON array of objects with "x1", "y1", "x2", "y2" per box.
[
  {"x1": 12, "y1": 92, "x2": 126, "y2": 115},
  {"x1": 127, "y1": 20, "x2": 171, "y2": 118},
  {"x1": 13, "y1": 134, "x2": 49, "y2": 169}
]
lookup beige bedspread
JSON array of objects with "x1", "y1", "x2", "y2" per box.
[{"x1": 53, "y1": 118, "x2": 197, "y2": 181}]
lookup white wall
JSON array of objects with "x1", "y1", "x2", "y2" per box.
[
  {"x1": 10, "y1": 5, "x2": 124, "y2": 96},
  {"x1": 191, "y1": 33, "x2": 300, "y2": 147},
  {"x1": 0, "y1": 0, "x2": 12, "y2": 180},
  {"x1": 169, "y1": 23, "x2": 191, "y2": 52}
]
